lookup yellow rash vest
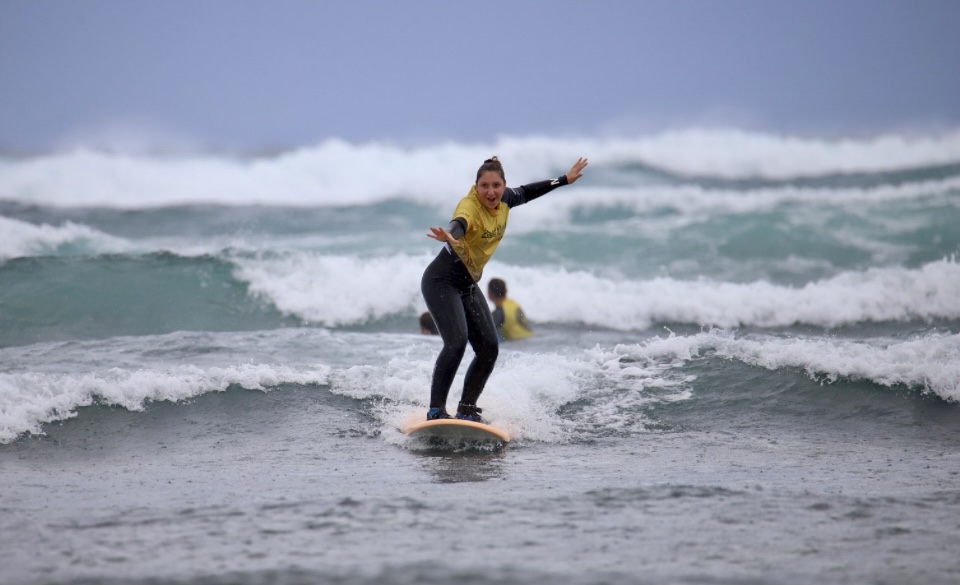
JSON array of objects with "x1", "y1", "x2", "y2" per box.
[
  {"x1": 442, "y1": 174, "x2": 569, "y2": 282},
  {"x1": 447, "y1": 185, "x2": 510, "y2": 283}
]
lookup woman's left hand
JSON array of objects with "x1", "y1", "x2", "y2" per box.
[{"x1": 565, "y1": 157, "x2": 589, "y2": 184}]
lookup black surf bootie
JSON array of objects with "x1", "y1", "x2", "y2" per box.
[
  {"x1": 455, "y1": 402, "x2": 483, "y2": 423},
  {"x1": 426, "y1": 407, "x2": 452, "y2": 421}
]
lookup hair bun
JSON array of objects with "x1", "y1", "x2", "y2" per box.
[{"x1": 476, "y1": 156, "x2": 506, "y2": 182}]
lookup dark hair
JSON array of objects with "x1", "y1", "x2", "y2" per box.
[
  {"x1": 488, "y1": 278, "x2": 507, "y2": 299},
  {"x1": 419, "y1": 311, "x2": 439, "y2": 335},
  {"x1": 476, "y1": 156, "x2": 505, "y2": 183}
]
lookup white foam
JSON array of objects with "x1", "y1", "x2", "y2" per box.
[
  {"x1": 275, "y1": 327, "x2": 960, "y2": 445},
  {"x1": 230, "y1": 250, "x2": 960, "y2": 330},
  {"x1": 3, "y1": 328, "x2": 953, "y2": 446},
  {"x1": 0, "y1": 332, "x2": 693, "y2": 446},
  {"x1": 615, "y1": 329, "x2": 960, "y2": 403},
  {"x1": 330, "y1": 346, "x2": 691, "y2": 446},
  {"x1": 505, "y1": 175, "x2": 960, "y2": 233},
  {"x1": 2, "y1": 129, "x2": 958, "y2": 209},
  {"x1": 0, "y1": 363, "x2": 331, "y2": 443},
  {"x1": 0, "y1": 216, "x2": 131, "y2": 260},
  {"x1": 231, "y1": 251, "x2": 435, "y2": 326},
  {"x1": 603, "y1": 128, "x2": 960, "y2": 178},
  {"x1": 485, "y1": 256, "x2": 960, "y2": 330}
]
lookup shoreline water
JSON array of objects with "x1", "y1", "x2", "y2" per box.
[{"x1": 3, "y1": 373, "x2": 959, "y2": 585}]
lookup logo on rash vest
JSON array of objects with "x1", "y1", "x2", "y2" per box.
[{"x1": 481, "y1": 223, "x2": 506, "y2": 240}]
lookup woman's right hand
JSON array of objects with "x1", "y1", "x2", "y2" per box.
[{"x1": 427, "y1": 226, "x2": 458, "y2": 244}]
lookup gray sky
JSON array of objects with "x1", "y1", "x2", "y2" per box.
[{"x1": 1, "y1": 0, "x2": 959, "y2": 152}]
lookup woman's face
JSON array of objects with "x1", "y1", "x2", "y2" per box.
[{"x1": 476, "y1": 170, "x2": 506, "y2": 210}]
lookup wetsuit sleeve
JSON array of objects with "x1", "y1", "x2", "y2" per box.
[
  {"x1": 501, "y1": 175, "x2": 569, "y2": 208},
  {"x1": 446, "y1": 218, "x2": 467, "y2": 239}
]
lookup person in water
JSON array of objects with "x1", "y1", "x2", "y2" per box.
[
  {"x1": 419, "y1": 312, "x2": 439, "y2": 335},
  {"x1": 421, "y1": 155, "x2": 588, "y2": 422},
  {"x1": 487, "y1": 278, "x2": 534, "y2": 341}
]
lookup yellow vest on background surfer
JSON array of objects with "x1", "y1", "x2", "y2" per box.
[{"x1": 487, "y1": 278, "x2": 534, "y2": 341}]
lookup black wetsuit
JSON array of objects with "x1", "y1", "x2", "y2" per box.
[{"x1": 421, "y1": 176, "x2": 568, "y2": 410}]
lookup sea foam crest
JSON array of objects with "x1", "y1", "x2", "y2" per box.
[
  {"x1": 613, "y1": 329, "x2": 960, "y2": 403},
  {"x1": 0, "y1": 216, "x2": 130, "y2": 260},
  {"x1": 231, "y1": 251, "x2": 960, "y2": 329},
  {"x1": 605, "y1": 128, "x2": 960, "y2": 178},
  {"x1": 331, "y1": 347, "x2": 689, "y2": 445},
  {"x1": 231, "y1": 251, "x2": 435, "y2": 326},
  {"x1": 2, "y1": 129, "x2": 958, "y2": 208},
  {"x1": 0, "y1": 363, "x2": 331, "y2": 443},
  {"x1": 508, "y1": 175, "x2": 960, "y2": 231},
  {"x1": 487, "y1": 257, "x2": 960, "y2": 330}
]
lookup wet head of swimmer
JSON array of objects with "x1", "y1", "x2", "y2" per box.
[{"x1": 476, "y1": 156, "x2": 506, "y2": 210}]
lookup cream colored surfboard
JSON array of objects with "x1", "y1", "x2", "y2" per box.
[{"x1": 404, "y1": 418, "x2": 511, "y2": 443}]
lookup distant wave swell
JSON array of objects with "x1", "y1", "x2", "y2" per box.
[{"x1": 2, "y1": 129, "x2": 959, "y2": 208}]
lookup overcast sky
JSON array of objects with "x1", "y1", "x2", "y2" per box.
[{"x1": 1, "y1": 0, "x2": 958, "y2": 152}]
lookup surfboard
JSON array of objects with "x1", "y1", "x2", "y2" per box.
[{"x1": 404, "y1": 418, "x2": 511, "y2": 443}]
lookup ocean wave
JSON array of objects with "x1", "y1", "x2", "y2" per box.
[
  {"x1": 2, "y1": 327, "x2": 954, "y2": 446},
  {"x1": 232, "y1": 252, "x2": 960, "y2": 330},
  {"x1": 612, "y1": 329, "x2": 960, "y2": 403},
  {"x1": 520, "y1": 257, "x2": 960, "y2": 329},
  {"x1": 3, "y1": 249, "x2": 956, "y2": 347},
  {"x1": 326, "y1": 327, "x2": 960, "y2": 446},
  {"x1": 2, "y1": 129, "x2": 959, "y2": 209},
  {"x1": 0, "y1": 252, "x2": 291, "y2": 348},
  {"x1": 5, "y1": 171, "x2": 955, "y2": 256},
  {"x1": 601, "y1": 128, "x2": 960, "y2": 179},
  {"x1": 332, "y1": 345, "x2": 690, "y2": 446},
  {"x1": 232, "y1": 251, "x2": 434, "y2": 327},
  {"x1": 0, "y1": 216, "x2": 131, "y2": 260},
  {"x1": 513, "y1": 176, "x2": 960, "y2": 228},
  {"x1": 0, "y1": 362, "x2": 331, "y2": 444},
  {"x1": 0, "y1": 331, "x2": 689, "y2": 446}
]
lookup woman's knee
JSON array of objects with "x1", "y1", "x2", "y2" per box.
[
  {"x1": 440, "y1": 334, "x2": 469, "y2": 359},
  {"x1": 476, "y1": 341, "x2": 498, "y2": 366}
]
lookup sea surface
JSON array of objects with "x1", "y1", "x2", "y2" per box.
[{"x1": 1, "y1": 129, "x2": 959, "y2": 585}]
